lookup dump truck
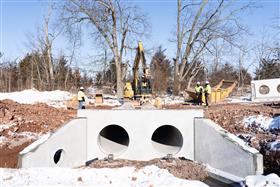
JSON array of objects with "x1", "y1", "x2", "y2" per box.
[{"x1": 186, "y1": 79, "x2": 237, "y2": 103}]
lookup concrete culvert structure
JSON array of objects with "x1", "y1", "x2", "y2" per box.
[
  {"x1": 98, "y1": 125, "x2": 129, "y2": 155},
  {"x1": 151, "y1": 125, "x2": 183, "y2": 155},
  {"x1": 53, "y1": 149, "x2": 64, "y2": 164}
]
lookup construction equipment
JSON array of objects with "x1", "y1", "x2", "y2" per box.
[
  {"x1": 186, "y1": 79, "x2": 237, "y2": 103},
  {"x1": 124, "y1": 41, "x2": 152, "y2": 99}
]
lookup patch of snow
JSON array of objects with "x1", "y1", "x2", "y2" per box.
[
  {"x1": 103, "y1": 98, "x2": 121, "y2": 106},
  {"x1": 0, "y1": 123, "x2": 16, "y2": 132},
  {"x1": 0, "y1": 165, "x2": 208, "y2": 187},
  {"x1": 0, "y1": 131, "x2": 42, "y2": 148},
  {"x1": 269, "y1": 140, "x2": 280, "y2": 151},
  {"x1": 163, "y1": 96, "x2": 185, "y2": 105},
  {"x1": 229, "y1": 96, "x2": 251, "y2": 103},
  {"x1": 243, "y1": 115, "x2": 280, "y2": 132},
  {"x1": 0, "y1": 89, "x2": 72, "y2": 108},
  {"x1": 244, "y1": 173, "x2": 280, "y2": 187}
]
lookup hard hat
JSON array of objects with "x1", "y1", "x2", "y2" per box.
[
  {"x1": 205, "y1": 81, "x2": 209, "y2": 84},
  {"x1": 196, "y1": 81, "x2": 200, "y2": 85},
  {"x1": 80, "y1": 86, "x2": 84, "y2": 90}
]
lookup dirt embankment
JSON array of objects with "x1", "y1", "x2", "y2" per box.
[{"x1": 0, "y1": 99, "x2": 75, "y2": 168}]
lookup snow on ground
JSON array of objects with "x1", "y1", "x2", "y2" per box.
[
  {"x1": 243, "y1": 115, "x2": 280, "y2": 132},
  {"x1": 103, "y1": 98, "x2": 122, "y2": 106},
  {"x1": 0, "y1": 165, "x2": 208, "y2": 187},
  {"x1": 244, "y1": 173, "x2": 280, "y2": 187},
  {"x1": 229, "y1": 96, "x2": 252, "y2": 103},
  {"x1": 0, "y1": 129, "x2": 42, "y2": 149},
  {"x1": 163, "y1": 96, "x2": 185, "y2": 105},
  {"x1": 0, "y1": 89, "x2": 72, "y2": 108}
]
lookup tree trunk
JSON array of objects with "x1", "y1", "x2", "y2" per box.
[
  {"x1": 187, "y1": 76, "x2": 194, "y2": 89},
  {"x1": 173, "y1": 0, "x2": 182, "y2": 96},
  {"x1": 44, "y1": 13, "x2": 54, "y2": 89},
  {"x1": 115, "y1": 57, "x2": 123, "y2": 98}
]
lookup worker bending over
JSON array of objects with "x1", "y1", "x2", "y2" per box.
[
  {"x1": 204, "y1": 81, "x2": 211, "y2": 108},
  {"x1": 195, "y1": 82, "x2": 203, "y2": 105},
  {"x1": 78, "y1": 87, "x2": 86, "y2": 109}
]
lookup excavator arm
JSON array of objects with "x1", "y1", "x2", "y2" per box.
[{"x1": 132, "y1": 41, "x2": 151, "y2": 97}]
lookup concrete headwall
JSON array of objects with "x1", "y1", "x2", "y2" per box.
[
  {"x1": 251, "y1": 78, "x2": 280, "y2": 102},
  {"x1": 194, "y1": 118, "x2": 263, "y2": 178},
  {"x1": 18, "y1": 118, "x2": 87, "y2": 168},
  {"x1": 78, "y1": 109, "x2": 203, "y2": 161}
]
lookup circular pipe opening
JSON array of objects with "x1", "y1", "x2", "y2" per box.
[
  {"x1": 98, "y1": 125, "x2": 129, "y2": 155},
  {"x1": 259, "y1": 85, "x2": 270, "y2": 95},
  {"x1": 53, "y1": 149, "x2": 64, "y2": 164},
  {"x1": 151, "y1": 125, "x2": 183, "y2": 155}
]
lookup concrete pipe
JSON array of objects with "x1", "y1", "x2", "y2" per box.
[
  {"x1": 98, "y1": 125, "x2": 129, "y2": 155},
  {"x1": 151, "y1": 125, "x2": 183, "y2": 155}
]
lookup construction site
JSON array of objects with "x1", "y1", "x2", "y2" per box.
[{"x1": 0, "y1": 78, "x2": 280, "y2": 186}]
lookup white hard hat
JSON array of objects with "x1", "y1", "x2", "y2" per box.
[
  {"x1": 196, "y1": 81, "x2": 200, "y2": 85},
  {"x1": 205, "y1": 81, "x2": 209, "y2": 84},
  {"x1": 80, "y1": 86, "x2": 84, "y2": 90}
]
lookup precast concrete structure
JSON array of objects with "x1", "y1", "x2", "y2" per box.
[
  {"x1": 19, "y1": 118, "x2": 87, "y2": 168},
  {"x1": 19, "y1": 109, "x2": 263, "y2": 178},
  {"x1": 251, "y1": 78, "x2": 280, "y2": 102},
  {"x1": 194, "y1": 118, "x2": 263, "y2": 178}
]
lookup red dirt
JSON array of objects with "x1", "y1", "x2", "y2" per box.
[{"x1": 0, "y1": 99, "x2": 75, "y2": 168}]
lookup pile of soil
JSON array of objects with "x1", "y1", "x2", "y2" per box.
[
  {"x1": 88, "y1": 158, "x2": 208, "y2": 181},
  {"x1": 0, "y1": 99, "x2": 75, "y2": 168}
]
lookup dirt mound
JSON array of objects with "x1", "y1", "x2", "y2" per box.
[
  {"x1": 0, "y1": 99, "x2": 75, "y2": 168},
  {"x1": 88, "y1": 158, "x2": 208, "y2": 181}
]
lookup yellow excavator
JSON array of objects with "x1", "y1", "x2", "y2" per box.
[{"x1": 124, "y1": 41, "x2": 152, "y2": 99}]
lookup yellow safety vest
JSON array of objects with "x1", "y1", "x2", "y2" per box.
[
  {"x1": 205, "y1": 85, "x2": 211, "y2": 94},
  {"x1": 195, "y1": 85, "x2": 203, "y2": 93},
  {"x1": 78, "y1": 91, "x2": 85, "y2": 101}
]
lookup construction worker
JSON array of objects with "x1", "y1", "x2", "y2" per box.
[
  {"x1": 78, "y1": 87, "x2": 86, "y2": 109},
  {"x1": 204, "y1": 81, "x2": 211, "y2": 107},
  {"x1": 195, "y1": 82, "x2": 203, "y2": 105}
]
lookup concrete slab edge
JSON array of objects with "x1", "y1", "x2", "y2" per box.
[{"x1": 206, "y1": 165, "x2": 244, "y2": 186}]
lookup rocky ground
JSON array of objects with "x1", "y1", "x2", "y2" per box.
[{"x1": 0, "y1": 99, "x2": 75, "y2": 167}]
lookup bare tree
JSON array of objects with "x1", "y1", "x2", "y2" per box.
[
  {"x1": 173, "y1": 0, "x2": 252, "y2": 94},
  {"x1": 60, "y1": 0, "x2": 149, "y2": 98}
]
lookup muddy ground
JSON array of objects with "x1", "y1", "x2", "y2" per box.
[{"x1": 0, "y1": 100, "x2": 279, "y2": 176}]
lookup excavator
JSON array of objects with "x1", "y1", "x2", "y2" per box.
[{"x1": 124, "y1": 41, "x2": 152, "y2": 99}]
